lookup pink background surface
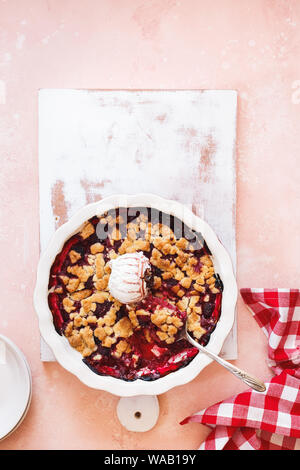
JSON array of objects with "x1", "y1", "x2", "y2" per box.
[{"x1": 0, "y1": 0, "x2": 299, "y2": 450}]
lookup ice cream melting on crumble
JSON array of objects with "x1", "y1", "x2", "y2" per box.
[{"x1": 108, "y1": 252, "x2": 151, "y2": 304}]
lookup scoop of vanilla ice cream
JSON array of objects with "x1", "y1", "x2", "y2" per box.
[{"x1": 108, "y1": 252, "x2": 151, "y2": 304}]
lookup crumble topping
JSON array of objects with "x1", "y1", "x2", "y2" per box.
[
  {"x1": 65, "y1": 324, "x2": 97, "y2": 357},
  {"x1": 80, "y1": 222, "x2": 95, "y2": 240},
  {"x1": 150, "y1": 306, "x2": 183, "y2": 345},
  {"x1": 90, "y1": 243, "x2": 104, "y2": 254},
  {"x1": 69, "y1": 250, "x2": 81, "y2": 264}
]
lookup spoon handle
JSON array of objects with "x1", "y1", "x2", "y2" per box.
[{"x1": 189, "y1": 337, "x2": 266, "y2": 392}]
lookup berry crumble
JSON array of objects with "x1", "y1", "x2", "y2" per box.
[{"x1": 48, "y1": 207, "x2": 223, "y2": 381}]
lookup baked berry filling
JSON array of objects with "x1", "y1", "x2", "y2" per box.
[{"x1": 48, "y1": 207, "x2": 223, "y2": 381}]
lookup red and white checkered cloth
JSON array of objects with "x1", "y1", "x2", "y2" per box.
[{"x1": 181, "y1": 289, "x2": 300, "y2": 450}]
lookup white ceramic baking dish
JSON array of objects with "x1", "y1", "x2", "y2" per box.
[{"x1": 34, "y1": 193, "x2": 237, "y2": 397}]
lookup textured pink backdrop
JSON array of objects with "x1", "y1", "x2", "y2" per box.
[{"x1": 0, "y1": 0, "x2": 299, "y2": 450}]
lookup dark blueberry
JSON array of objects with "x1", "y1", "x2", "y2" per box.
[
  {"x1": 202, "y1": 302, "x2": 214, "y2": 318},
  {"x1": 71, "y1": 243, "x2": 86, "y2": 257},
  {"x1": 113, "y1": 239, "x2": 123, "y2": 252},
  {"x1": 94, "y1": 300, "x2": 112, "y2": 318},
  {"x1": 140, "y1": 373, "x2": 160, "y2": 382},
  {"x1": 214, "y1": 273, "x2": 224, "y2": 291},
  {"x1": 85, "y1": 275, "x2": 94, "y2": 290},
  {"x1": 135, "y1": 313, "x2": 151, "y2": 327},
  {"x1": 203, "y1": 240, "x2": 212, "y2": 255},
  {"x1": 127, "y1": 208, "x2": 140, "y2": 223},
  {"x1": 88, "y1": 215, "x2": 100, "y2": 226},
  {"x1": 116, "y1": 305, "x2": 129, "y2": 322},
  {"x1": 151, "y1": 265, "x2": 162, "y2": 278},
  {"x1": 200, "y1": 333, "x2": 210, "y2": 346},
  {"x1": 94, "y1": 336, "x2": 102, "y2": 346},
  {"x1": 164, "y1": 278, "x2": 178, "y2": 287}
]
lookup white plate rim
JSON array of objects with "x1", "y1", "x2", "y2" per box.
[{"x1": 0, "y1": 334, "x2": 32, "y2": 441}]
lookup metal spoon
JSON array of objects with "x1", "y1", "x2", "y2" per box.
[{"x1": 180, "y1": 323, "x2": 266, "y2": 392}]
